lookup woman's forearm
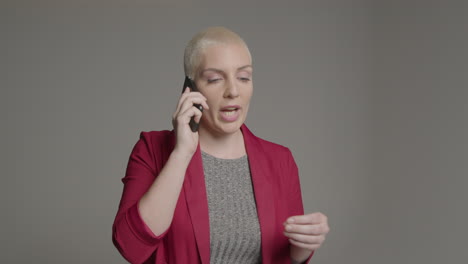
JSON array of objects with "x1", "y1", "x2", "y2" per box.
[{"x1": 138, "y1": 150, "x2": 192, "y2": 236}]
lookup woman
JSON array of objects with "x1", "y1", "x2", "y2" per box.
[{"x1": 112, "y1": 27, "x2": 329, "y2": 264}]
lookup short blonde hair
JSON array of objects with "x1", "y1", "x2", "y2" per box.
[{"x1": 183, "y1": 26, "x2": 251, "y2": 80}]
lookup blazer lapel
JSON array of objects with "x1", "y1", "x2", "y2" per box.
[
  {"x1": 241, "y1": 124, "x2": 276, "y2": 263},
  {"x1": 183, "y1": 143, "x2": 211, "y2": 264}
]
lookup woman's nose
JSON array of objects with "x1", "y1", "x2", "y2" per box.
[{"x1": 223, "y1": 78, "x2": 240, "y2": 98}]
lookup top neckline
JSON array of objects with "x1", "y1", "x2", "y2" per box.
[{"x1": 201, "y1": 150, "x2": 247, "y2": 161}]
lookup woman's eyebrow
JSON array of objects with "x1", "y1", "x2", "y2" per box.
[
  {"x1": 201, "y1": 65, "x2": 252, "y2": 75},
  {"x1": 200, "y1": 68, "x2": 224, "y2": 75},
  {"x1": 238, "y1": 65, "x2": 253, "y2": 71}
]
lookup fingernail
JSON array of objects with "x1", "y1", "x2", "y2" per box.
[
  {"x1": 286, "y1": 225, "x2": 292, "y2": 231},
  {"x1": 288, "y1": 218, "x2": 295, "y2": 223}
]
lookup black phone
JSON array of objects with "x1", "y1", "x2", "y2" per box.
[{"x1": 182, "y1": 76, "x2": 203, "y2": 132}]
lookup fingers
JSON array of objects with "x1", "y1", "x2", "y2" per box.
[
  {"x1": 286, "y1": 212, "x2": 327, "y2": 225},
  {"x1": 178, "y1": 95, "x2": 209, "y2": 115},
  {"x1": 283, "y1": 222, "x2": 329, "y2": 235},
  {"x1": 283, "y1": 231, "x2": 325, "y2": 245},
  {"x1": 174, "y1": 87, "x2": 191, "y2": 115},
  {"x1": 284, "y1": 212, "x2": 330, "y2": 251},
  {"x1": 175, "y1": 104, "x2": 203, "y2": 127},
  {"x1": 173, "y1": 87, "x2": 209, "y2": 121},
  {"x1": 288, "y1": 237, "x2": 323, "y2": 251},
  {"x1": 283, "y1": 213, "x2": 330, "y2": 235}
]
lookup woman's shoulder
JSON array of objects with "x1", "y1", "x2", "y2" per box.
[
  {"x1": 255, "y1": 136, "x2": 290, "y2": 153},
  {"x1": 132, "y1": 129, "x2": 175, "y2": 153},
  {"x1": 138, "y1": 129, "x2": 174, "y2": 141},
  {"x1": 242, "y1": 125, "x2": 292, "y2": 158}
]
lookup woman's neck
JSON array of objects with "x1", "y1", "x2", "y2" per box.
[{"x1": 198, "y1": 127, "x2": 246, "y2": 159}]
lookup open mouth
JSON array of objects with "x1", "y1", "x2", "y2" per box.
[
  {"x1": 220, "y1": 105, "x2": 241, "y2": 121},
  {"x1": 221, "y1": 107, "x2": 239, "y2": 116}
]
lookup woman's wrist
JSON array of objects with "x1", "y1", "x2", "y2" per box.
[
  {"x1": 170, "y1": 148, "x2": 195, "y2": 165},
  {"x1": 290, "y1": 244, "x2": 313, "y2": 264}
]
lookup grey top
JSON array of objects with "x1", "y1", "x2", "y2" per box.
[{"x1": 201, "y1": 150, "x2": 262, "y2": 264}]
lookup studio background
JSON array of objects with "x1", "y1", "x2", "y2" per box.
[{"x1": 2, "y1": 0, "x2": 467, "y2": 263}]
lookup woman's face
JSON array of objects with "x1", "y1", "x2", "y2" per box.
[{"x1": 195, "y1": 42, "x2": 253, "y2": 136}]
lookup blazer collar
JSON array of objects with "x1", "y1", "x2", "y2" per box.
[{"x1": 180, "y1": 124, "x2": 276, "y2": 264}]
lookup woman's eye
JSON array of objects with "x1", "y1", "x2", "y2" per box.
[
  {"x1": 239, "y1": 77, "x2": 251, "y2": 82},
  {"x1": 207, "y1": 79, "x2": 221, "y2": 83}
]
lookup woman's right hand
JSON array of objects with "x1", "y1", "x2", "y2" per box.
[{"x1": 171, "y1": 87, "x2": 209, "y2": 158}]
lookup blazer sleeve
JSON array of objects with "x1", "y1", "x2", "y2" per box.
[
  {"x1": 286, "y1": 148, "x2": 315, "y2": 263},
  {"x1": 112, "y1": 131, "x2": 169, "y2": 264}
]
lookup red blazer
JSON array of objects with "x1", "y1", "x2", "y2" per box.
[{"x1": 112, "y1": 124, "x2": 314, "y2": 263}]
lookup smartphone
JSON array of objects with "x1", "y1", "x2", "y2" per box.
[{"x1": 182, "y1": 76, "x2": 203, "y2": 132}]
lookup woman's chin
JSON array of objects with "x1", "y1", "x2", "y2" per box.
[
  {"x1": 216, "y1": 122, "x2": 242, "y2": 135},
  {"x1": 202, "y1": 119, "x2": 244, "y2": 136}
]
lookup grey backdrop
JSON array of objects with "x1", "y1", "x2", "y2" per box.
[{"x1": 2, "y1": 0, "x2": 467, "y2": 263}]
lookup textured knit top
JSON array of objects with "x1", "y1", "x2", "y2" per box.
[{"x1": 201, "y1": 150, "x2": 262, "y2": 264}]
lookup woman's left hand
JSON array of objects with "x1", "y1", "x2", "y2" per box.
[{"x1": 283, "y1": 212, "x2": 330, "y2": 251}]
